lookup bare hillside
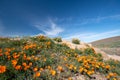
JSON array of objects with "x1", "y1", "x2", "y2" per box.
[
  {"x1": 90, "y1": 36, "x2": 120, "y2": 48},
  {"x1": 91, "y1": 36, "x2": 120, "y2": 56}
]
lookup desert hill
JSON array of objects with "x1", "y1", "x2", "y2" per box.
[
  {"x1": 90, "y1": 36, "x2": 120, "y2": 48},
  {"x1": 91, "y1": 36, "x2": 120, "y2": 56}
]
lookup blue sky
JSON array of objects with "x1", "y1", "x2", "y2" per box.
[{"x1": 0, "y1": 0, "x2": 120, "y2": 42}]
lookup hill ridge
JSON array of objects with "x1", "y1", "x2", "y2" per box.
[{"x1": 91, "y1": 36, "x2": 120, "y2": 48}]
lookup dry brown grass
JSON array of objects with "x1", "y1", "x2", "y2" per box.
[
  {"x1": 100, "y1": 48, "x2": 120, "y2": 56},
  {"x1": 91, "y1": 36, "x2": 120, "y2": 48}
]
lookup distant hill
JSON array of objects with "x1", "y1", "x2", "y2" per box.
[
  {"x1": 91, "y1": 36, "x2": 120, "y2": 56},
  {"x1": 90, "y1": 36, "x2": 120, "y2": 48}
]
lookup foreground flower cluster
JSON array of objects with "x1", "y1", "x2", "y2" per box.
[{"x1": 0, "y1": 36, "x2": 119, "y2": 80}]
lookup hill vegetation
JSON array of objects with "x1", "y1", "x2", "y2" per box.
[{"x1": 0, "y1": 35, "x2": 120, "y2": 80}]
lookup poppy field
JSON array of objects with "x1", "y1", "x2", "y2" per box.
[{"x1": 0, "y1": 35, "x2": 120, "y2": 80}]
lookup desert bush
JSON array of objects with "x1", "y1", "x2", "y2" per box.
[
  {"x1": 72, "y1": 38, "x2": 80, "y2": 44},
  {"x1": 53, "y1": 37, "x2": 62, "y2": 42},
  {"x1": 0, "y1": 37, "x2": 10, "y2": 41},
  {"x1": 84, "y1": 48, "x2": 95, "y2": 55}
]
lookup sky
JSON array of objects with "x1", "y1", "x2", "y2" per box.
[{"x1": 0, "y1": 0, "x2": 120, "y2": 42}]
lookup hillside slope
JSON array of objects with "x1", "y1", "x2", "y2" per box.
[
  {"x1": 90, "y1": 36, "x2": 120, "y2": 48},
  {"x1": 91, "y1": 36, "x2": 120, "y2": 56},
  {"x1": 0, "y1": 36, "x2": 120, "y2": 80}
]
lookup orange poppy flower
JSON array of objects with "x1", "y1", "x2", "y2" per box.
[
  {"x1": 50, "y1": 70, "x2": 56, "y2": 76},
  {"x1": 29, "y1": 62, "x2": 32, "y2": 66},
  {"x1": 33, "y1": 67, "x2": 38, "y2": 72},
  {"x1": 40, "y1": 68, "x2": 43, "y2": 72},
  {"x1": 22, "y1": 62, "x2": 27, "y2": 66},
  {"x1": 0, "y1": 65, "x2": 6, "y2": 73},
  {"x1": 34, "y1": 72, "x2": 40, "y2": 78},
  {"x1": 57, "y1": 66, "x2": 63, "y2": 72},
  {"x1": 26, "y1": 56, "x2": 31, "y2": 60},
  {"x1": 15, "y1": 65, "x2": 22, "y2": 70},
  {"x1": 11, "y1": 60, "x2": 17, "y2": 66},
  {"x1": 4, "y1": 51, "x2": 10, "y2": 56}
]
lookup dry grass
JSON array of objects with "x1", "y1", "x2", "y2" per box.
[
  {"x1": 100, "y1": 48, "x2": 120, "y2": 56},
  {"x1": 91, "y1": 36, "x2": 120, "y2": 48}
]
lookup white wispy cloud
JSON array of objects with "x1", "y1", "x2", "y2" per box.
[
  {"x1": 34, "y1": 19, "x2": 64, "y2": 36},
  {"x1": 63, "y1": 30, "x2": 120, "y2": 43},
  {"x1": 79, "y1": 14, "x2": 120, "y2": 25},
  {"x1": 51, "y1": 14, "x2": 120, "y2": 27}
]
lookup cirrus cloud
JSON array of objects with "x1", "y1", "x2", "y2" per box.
[{"x1": 34, "y1": 19, "x2": 64, "y2": 36}]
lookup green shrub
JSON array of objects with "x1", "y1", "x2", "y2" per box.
[
  {"x1": 72, "y1": 38, "x2": 80, "y2": 44},
  {"x1": 0, "y1": 37, "x2": 10, "y2": 42},
  {"x1": 84, "y1": 48, "x2": 95, "y2": 55},
  {"x1": 53, "y1": 37, "x2": 62, "y2": 42}
]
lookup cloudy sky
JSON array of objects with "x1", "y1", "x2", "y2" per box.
[{"x1": 0, "y1": 0, "x2": 120, "y2": 42}]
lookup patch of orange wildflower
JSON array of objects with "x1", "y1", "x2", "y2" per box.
[
  {"x1": 15, "y1": 65, "x2": 22, "y2": 70},
  {"x1": 0, "y1": 65, "x2": 6, "y2": 73},
  {"x1": 33, "y1": 67, "x2": 38, "y2": 72},
  {"x1": 11, "y1": 60, "x2": 17, "y2": 66},
  {"x1": 50, "y1": 70, "x2": 56, "y2": 76},
  {"x1": 34, "y1": 72, "x2": 40, "y2": 78}
]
